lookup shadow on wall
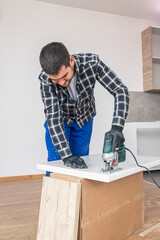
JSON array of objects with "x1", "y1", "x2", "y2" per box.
[{"x1": 126, "y1": 91, "x2": 160, "y2": 122}]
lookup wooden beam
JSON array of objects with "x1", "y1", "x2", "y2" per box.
[
  {"x1": 139, "y1": 222, "x2": 160, "y2": 237},
  {"x1": 37, "y1": 177, "x2": 81, "y2": 240}
]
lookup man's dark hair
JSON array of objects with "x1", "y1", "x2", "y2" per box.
[{"x1": 39, "y1": 42, "x2": 70, "y2": 75}]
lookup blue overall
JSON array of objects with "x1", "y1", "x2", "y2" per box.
[{"x1": 44, "y1": 117, "x2": 94, "y2": 176}]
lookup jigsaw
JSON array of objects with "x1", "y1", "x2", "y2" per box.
[{"x1": 102, "y1": 135, "x2": 126, "y2": 172}]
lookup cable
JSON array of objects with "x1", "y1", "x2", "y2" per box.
[{"x1": 125, "y1": 147, "x2": 160, "y2": 189}]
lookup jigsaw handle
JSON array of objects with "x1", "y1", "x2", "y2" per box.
[{"x1": 103, "y1": 135, "x2": 113, "y2": 154}]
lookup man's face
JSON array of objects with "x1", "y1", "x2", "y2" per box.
[{"x1": 47, "y1": 56, "x2": 75, "y2": 87}]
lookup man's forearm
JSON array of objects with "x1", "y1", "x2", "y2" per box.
[
  {"x1": 112, "y1": 86, "x2": 129, "y2": 128},
  {"x1": 47, "y1": 118, "x2": 72, "y2": 159}
]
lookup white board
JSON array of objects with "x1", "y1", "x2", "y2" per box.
[{"x1": 37, "y1": 153, "x2": 160, "y2": 183}]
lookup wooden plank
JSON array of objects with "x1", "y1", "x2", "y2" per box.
[
  {"x1": 50, "y1": 172, "x2": 82, "y2": 183},
  {"x1": 50, "y1": 173, "x2": 83, "y2": 240},
  {"x1": 37, "y1": 177, "x2": 81, "y2": 240},
  {"x1": 139, "y1": 222, "x2": 160, "y2": 237}
]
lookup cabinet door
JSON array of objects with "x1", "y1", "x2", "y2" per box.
[{"x1": 142, "y1": 26, "x2": 154, "y2": 91}]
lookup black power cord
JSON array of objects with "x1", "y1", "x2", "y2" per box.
[{"x1": 125, "y1": 147, "x2": 160, "y2": 189}]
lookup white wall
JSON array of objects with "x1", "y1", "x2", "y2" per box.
[{"x1": 1, "y1": 0, "x2": 160, "y2": 177}]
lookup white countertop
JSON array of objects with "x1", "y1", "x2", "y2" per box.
[{"x1": 37, "y1": 153, "x2": 160, "y2": 183}]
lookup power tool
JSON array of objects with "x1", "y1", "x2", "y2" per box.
[
  {"x1": 101, "y1": 136, "x2": 160, "y2": 188},
  {"x1": 102, "y1": 135, "x2": 126, "y2": 172}
]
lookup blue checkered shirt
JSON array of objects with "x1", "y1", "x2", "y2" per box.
[{"x1": 39, "y1": 53, "x2": 129, "y2": 158}]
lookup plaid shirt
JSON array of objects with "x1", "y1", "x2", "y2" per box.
[{"x1": 39, "y1": 53, "x2": 129, "y2": 158}]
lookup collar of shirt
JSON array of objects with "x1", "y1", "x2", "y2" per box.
[{"x1": 67, "y1": 73, "x2": 78, "y2": 102}]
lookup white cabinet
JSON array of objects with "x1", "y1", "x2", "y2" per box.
[{"x1": 124, "y1": 122, "x2": 160, "y2": 169}]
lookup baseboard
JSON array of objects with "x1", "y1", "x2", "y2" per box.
[{"x1": 0, "y1": 174, "x2": 45, "y2": 182}]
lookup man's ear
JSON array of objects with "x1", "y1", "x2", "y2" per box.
[{"x1": 69, "y1": 55, "x2": 74, "y2": 67}]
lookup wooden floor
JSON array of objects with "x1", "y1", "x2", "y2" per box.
[
  {"x1": 0, "y1": 177, "x2": 160, "y2": 240},
  {"x1": 0, "y1": 179, "x2": 42, "y2": 240}
]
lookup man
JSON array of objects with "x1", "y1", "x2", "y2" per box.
[{"x1": 39, "y1": 42, "x2": 129, "y2": 174}]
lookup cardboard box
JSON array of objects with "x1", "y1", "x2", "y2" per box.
[{"x1": 51, "y1": 172, "x2": 144, "y2": 240}]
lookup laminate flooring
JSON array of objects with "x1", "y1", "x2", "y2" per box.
[{"x1": 0, "y1": 174, "x2": 160, "y2": 240}]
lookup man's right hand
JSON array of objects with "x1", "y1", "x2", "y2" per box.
[{"x1": 63, "y1": 156, "x2": 88, "y2": 169}]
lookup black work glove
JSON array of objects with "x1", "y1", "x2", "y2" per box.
[
  {"x1": 63, "y1": 156, "x2": 88, "y2": 169},
  {"x1": 104, "y1": 125, "x2": 125, "y2": 153}
]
